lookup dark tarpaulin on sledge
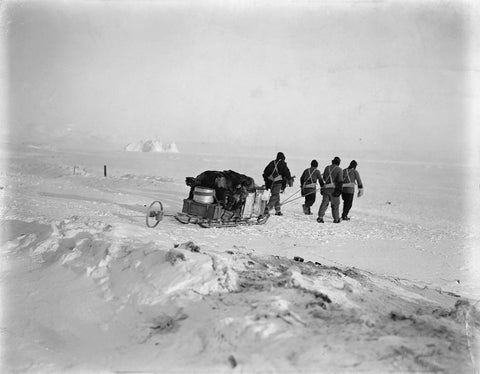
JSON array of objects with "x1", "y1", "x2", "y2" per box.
[{"x1": 185, "y1": 170, "x2": 256, "y2": 212}]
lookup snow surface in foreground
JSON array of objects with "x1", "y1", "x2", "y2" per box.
[{"x1": 1, "y1": 143, "x2": 479, "y2": 373}]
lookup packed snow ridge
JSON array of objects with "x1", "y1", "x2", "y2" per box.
[{"x1": 125, "y1": 139, "x2": 179, "y2": 153}]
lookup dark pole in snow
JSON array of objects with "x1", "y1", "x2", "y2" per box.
[{"x1": 104, "y1": 165, "x2": 107, "y2": 177}]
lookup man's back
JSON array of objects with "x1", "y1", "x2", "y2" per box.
[
  {"x1": 263, "y1": 159, "x2": 291, "y2": 187},
  {"x1": 301, "y1": 167, "x2": 322, "y2": 187},
  {"x1": 323, "y1": 164, "x2": 342, "y2": 185}
]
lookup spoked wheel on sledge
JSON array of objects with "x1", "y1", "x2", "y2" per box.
[{"x1": 146, "y1": 200, "x2": 164, "y2": 228}]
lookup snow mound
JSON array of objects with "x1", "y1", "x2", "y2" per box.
[
  {"x1": 125, "y1": 140, "x2": 179, "y2": 153},
  {"x1": 3, "y1": 218, "x2": 479, "y2": 373}
]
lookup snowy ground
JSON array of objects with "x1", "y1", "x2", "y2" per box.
[{"x1": 1, "y1": 142, "x2": 479, "y2": 373}]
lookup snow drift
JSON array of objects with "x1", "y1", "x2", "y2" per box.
[{"x1": 2, "y1": 217, "x2": 479, "y2": 373}]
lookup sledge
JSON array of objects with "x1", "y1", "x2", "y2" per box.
[
  {"x1": 146, "y1": 193, "x2": 270, "y2": 229},
  {"x1": 145, "y1": 170, "x2": 271, "y2": 228}
]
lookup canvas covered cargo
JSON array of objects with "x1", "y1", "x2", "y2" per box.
[{"x1": 185, "y1": 170, "x2": 256, "y2": 213}]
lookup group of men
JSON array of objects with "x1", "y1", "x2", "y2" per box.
[{"x1": 262, "y1": 152, "x2": 363, "y2": 223}]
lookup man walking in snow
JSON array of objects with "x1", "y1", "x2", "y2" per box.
[
  {"x1": 317, "y1": 156, "x2": 343, "y2": 223},
  {"x1": 262, "y1": 152, "x2": 292, "y2": 216},
  {"x1": 300, "y1": 160, "x2": 324, "y2": 215},
  {"x1": 341, "y1": 160, "x2": 364, "y2": 220}
]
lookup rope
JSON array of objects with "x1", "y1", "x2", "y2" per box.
[
  {"x1": 280, "y1": 187, "x2": 321, "y2": 207},
  {"x1": 280, "y1": 188, "x2": 302, "y2": 205}
]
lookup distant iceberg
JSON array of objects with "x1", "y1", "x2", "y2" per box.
[{"x1": 125, "y1": 140, "x2": 179, "y2": 153}]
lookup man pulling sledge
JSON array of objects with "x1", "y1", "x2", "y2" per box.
[
  {"x1": 262, "y1": 152, "x2": 293, "y2": 216},
  {"x1": 300, "y1": 159, "x2": 324, "y2": 215},
  {"x1": 317, "y1": 156, "x2": 343, "y2": 223},
  {"x1": 341, "y1": 160, "x2": 364, "y2": 221}
]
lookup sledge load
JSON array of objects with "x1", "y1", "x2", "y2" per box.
[{"x1": 146, "y1": 170, "x2": 270, "y2": 228}]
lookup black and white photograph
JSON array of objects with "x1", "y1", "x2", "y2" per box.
[{"x1": 1, "y1": 0, "x2": 479, "y2": 372}]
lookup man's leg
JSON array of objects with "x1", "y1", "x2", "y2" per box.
[
  {"x1": 267, "y1": 183, "x2": 282, "y2": 213},
  {"x1": 306, "y1": 190, "x2": 316, "y2": 207},
  {"x1": 273, "y1": 183, "x2": 283, "y2": 213},
  {"x1": 341, "y1": 192, "x2": 354, "y2": 219},
  {"x1": 303, "y1": 191, "x2": 309, "y2": 214},
  {"x1": 304, "y1": 190, "x2": 315, "y2": 214},
  {"x1": 331, "y1": 195, "x2": 341, "y2": 222},
  {"x1": 317, "y1": 191, "x2": 332, "y2": 220}
]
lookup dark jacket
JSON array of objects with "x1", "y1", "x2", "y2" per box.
[
  {"x1": 322, "y1": 164, "x2": 343, "y2": 195},
  {"x1": 263, "y1": 159, "x2": 292, "y2": 190},
  {"x1": 300, "y1": 167, "x2": 324, "y2": 192}
]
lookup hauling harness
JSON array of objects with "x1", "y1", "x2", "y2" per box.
[
  {"x1": 324, "y1": 165, "x2": 338, "y2": 189},
  {"x1": 268, "y1": 160, "x2": 283, "y2": 182},
  {"x1": 343, "y1": 168, "x2": 355, "y2": 188},
  {"x1": 303, "y1": 168, "x2": 317, "y2": 189}
]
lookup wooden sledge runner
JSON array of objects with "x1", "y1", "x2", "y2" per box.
[{"x1": 174, "y1": 211, "x2": 269, "y2": 228}]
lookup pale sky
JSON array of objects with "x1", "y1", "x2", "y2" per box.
[{"x1": 2, "y1": 0, "x2": 480, "y2": 159}]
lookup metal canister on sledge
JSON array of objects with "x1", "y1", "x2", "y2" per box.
[{"x1": 193, "y1": 187, "x2": 215, "y2": 204}]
